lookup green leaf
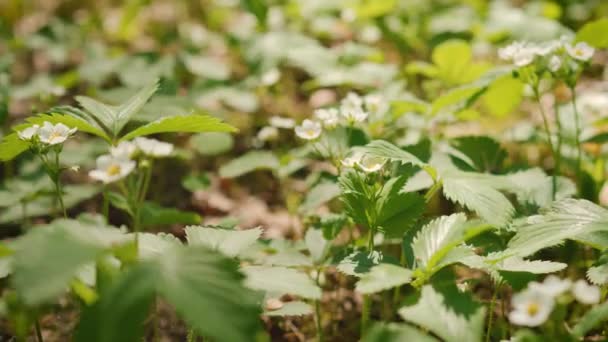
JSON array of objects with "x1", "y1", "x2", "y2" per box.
[
  {"x1": 121, "y1": 114, "x2": 236, "y2": 141},
  {"x1": 398, "y1": 285, "x2": 485, "y2": 342},
  {"x1": 460, "y1": 253, "x2": 566, "y2": 282},
  {"x1": 442, "y1": 170, "x2": 515, "y2": 227},
  {"x1": 431, "y1": 85, "x2": 484, "y2": 115},
  {"x1": 481, "y1": 76, "x2": 524, "y2": 117},
  {"x1": 113, "y1": 81, "x2": 159, "y2": 134},
  {"x1": 304, "y1": 228, "x2": 328, "y2": 263},
  {"x1": 78, "y1": 245, "x2": 261, "y2": 342},
  {"x1": 181, "y1": 173, "x2": 210, "y2": 192},
  {"x1": 449, "y1": 136, "x2": 507, "y2": 172},
  {"x1": 190, "y1": 132, "x2": 234, "y2": 156},
  {"x1": 157, "y1": 246, "x2": 261, "y2": 341},
  {"x1": 355, "y1": 0, "x2": 397, "y2": 18},
  {"x1": 361, "y1": 140, "x2": 426, "y2": 167},
  {"x1": 264, "y1": 301, "x2": 312, "y2": 317},
  {"x1": 508, "y1": 199, "x2": 608, "y2": 257},
  {"x1": 242, "y1": 265, "x2": 321, "y2": 300},
  {"x1": 185, "y1": 226, "x2": 262, "y2": 257},
  {"x1": 375, "y1": 175, "x2": 426, "y2": 238},
  {"x1": 587, "y1": 264, "x2": 608, "y2": 285},
  {"x1": 576, "y1": 18, "x2": 608, "y2": 48},
  {"x1": 219, "y1": 151, "x2": 279, "y2": 178},
  {"x1": 11, "y1": 219, "x2": 129, "y2": 306},
  {"x1": 363, "y1": 322, "x2": 438, "y2": 342},
  {"x1": 337, "y1": 250, "x2": 382, "y2": 277},
  {"x1": 299, "y1": 181, "x2": 341, "y2": 214},
  {"x1": 139, "y1": 202, "x2": 201, "y2": 227},
  {"x1": 411, "y1": 214, "x2": 469, "y2": 271},
  {"x1": 0, "y1": 134, "x2": 29, "y2": 162},
  {"x1": 432, "y1": 40, "x2": 472, "y2": 85},
  {"x1": 28, "y1": 112, "x2": 112, "y2": 142},
  {"x1": 137, "y1": 233, "x2": 182, "y2": 259},
  {"x1": 356, "y1": 264, "x2": 412, "y2": 294},
  {"x1": 571, "y1": 301, "x2": 608, "y2": 339},
  {"x1": 339, "y1": 170, "x2": 373, "y2": 228},
  {"x1": 0, "y1": 184, "x2": 100, "y2": 223},
  {"x1": 75, "y1": 263, "x2": 156, "y2": 342}
]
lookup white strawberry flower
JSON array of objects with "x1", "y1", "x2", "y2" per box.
[
  {"x1": 341, "y1": 107, "x2": 368, "y2": 123},
  {"x1": 257, "y1": 126, "x2": 279, "y2": 142},
  {"x1": 529, "y1": 275, "x2": 571, "y2": 297},
  {"x1": 364, "y1": 94, "x2": 385, "y2": 114},
  {"x1": 341, "y1": 92, "x2": 363, "y2": 112},
  {"x1": 509, "y1": 288, "x2": 555, "y2": 327},
  {"x1": 572, "y1": 279, "x2": 601, "y2": 304},
  {"x1": 548, "y1": 55, "x2": 562, "y2": 72},
  {"x1": 341, "y1": 151, "x2": 363, "y2": 168},
  {"x1": 269, "y1": 116, "x2": 296, "y2": 129},
  {"x1": 110, "y1": 141, "x2": 138, "y2": 159},
  {"x1": 357, "y1": 155, "x2": 385, "y2": 173},
  {"x1": 18, "y1": 124, "x2": 40, "y2": 141},
  {"x1": 89, "y1": 155, "x2": 136, "y2": 184},
  {"x1": 566, "y1": 42, "x2": 594, "y2": 62},
  {"x1": 37, "y1": 122, "x2": 77, "y2": 145},
  {"x1": 295, "y1": 119, "x2": 322, "y2": 140},
  {"x1": 314, "y1": 108, "x2": 339, "y2": 128},
  {"x1": 134, "y1": 137, "x2": 174, "y2": 157}
]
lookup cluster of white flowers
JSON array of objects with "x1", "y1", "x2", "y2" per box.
[
  {"x1": 89, "y1": 137, "x2": 174, "y2": 184},
  {"x1": 498, "y1": 38, "x2": 594, "y2": 70},
  {"x1": 295, "y1": 92, "x2": 385, "y2": 141},
  {"x1": 340, "y1": 151, "x2": 385, "y2": 173},
  {"x1": 18, "y1": 122, "x2": 78, "y2": 146},
  {"x1": 509, "y1": 275, "x2": 601, "y2": 327}
]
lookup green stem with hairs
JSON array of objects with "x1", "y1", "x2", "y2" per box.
[
  {"x1": 485, "y1": 285, "x2": 499, "y2": 342},
  {"x1": 570, "y1": 85, "x2": 583, "y2": 182},
  {"x1": 534, "y1": 89, "x2": 558, "y2": 200}
]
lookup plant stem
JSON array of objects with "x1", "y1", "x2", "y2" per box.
[
  {"x1": 35, "y1": 320, "x2": 44, "y2": 342},
  {"x1": 53, "y1": 151, "x2": 67, "y2": 218},
  {"x1": 314, "y1": 269, "x2": 324, "y2": 342},
  {"x1": 186, "y1": 329, "x2": 196, "y2": 342},
  {"x1": 361, "y1": 295, "x2": 371, "y2": 339},
  {"x1": 102, "y1": 186, "x2": 110, "y2": 220},
  {"x1": 424, "y1": 179, "x2": 443, "y2": 203},
  {"x1": 485, "y1": 285, "x2": 499, "y2": 342},
  {"x1": 570, "y1": 85, "x2": 583, "y2": 181},
  {"x1": 534, "y1": 90, "x2": 558, "y2": 200}
]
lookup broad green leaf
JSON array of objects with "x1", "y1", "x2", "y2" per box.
[
  {"x1": 337, "y1": 250, "x2": 382, "y2": 277},
  {"x1": 219, "y1": 151, "x2": 279, "y2": 178},
  {"x1": 481, "y1": 76, "x2": 524, "y2": 117},
  {"x1": 299, "y1": 181, "x2": 341, "y2": 214},
  {"x1": 355, "y1": 0, "x2": 397, "y2": 18},
  {"x1": 571, "y1": 301, "x2": 608, "y2": 339},
  {"x1": 181, "y1": 173, "x2": 210, "y2": 192},
  {"x1": 442, "y1": 170, "x2": 515, "y2": 227},
  {"x1": 363, "y1": 322, "x2": 438, "y2": 342},
  {"x1": 431, "y1": 85, "x2": 484, "y2": 115},
  {"x1": 508, "y1": 199, "x2": 608, "y2": 257},
  {"x1": 0, "y1": 134, "x2": 29, "y2": 161},
  {"x1": 355, "y1": 264, "x2": 412, "y2": 294},
  {"x1": 460, "y1": 253, "x2": 566, "y2": 282},
  {"x1": 587, "y1": 264, "x2": 608, "y2": 285},
  {"x1": 0, "y1": 184, "x2": 100, "y2": 223},
  {"x1": 361, "y1": 140, "x2": 426, "y2": 167},
  {"x1": 432, "y1": 40, "x2": 472, "y2": 85},
  {"x1": 398, "y1": 286, "x2": 485, "y2": 342},
  {"x1": 391, "y1": 96, "x2": 430, "y2": 117},
  {"x1": 449, "y1": 136, "x2": 507, "y2": 172},
  {"x1": 264, "y1": 301, "x2": 312, "y2": 317},
  {"x1": 339, "y1": 170, "x2": 373, "y2": 228},
  {"x1": 78, "y1": 245, "x2": 261, "y2": 342},
  {"x1": 242, "y1": 265, "x2": 321, "y2": 300},
  {"x1": 411, "y1": 214, "x2": 468, "y2": 271},
  {"x1": 576, "y1": 18, "x2": 608, "y2": 48},
  {"x1": 137, "y1": 233, "x2": 182, "y2": 259},
  {"x1": 375, "y1": 175, "x2": 426, "y2": 238},
  {"x1": 186, "y1": 226, "x2": 262, "y2": 257},
  {"x1": 121, "y1": 114, "x2": 236, "y2": 141},
  {"x1": 304, "y1": 228, "x2": 328, "y2": 263},
  {"x1": 75, "y1": 263, "x2": 156, "y2": 342},
  {"x1": 182, "y1": 55, "x2": 230, "y2": 80},
  {"x1": 139, "y1": 202, "x2": 202, "y2": 227},
  {"x1": 190, "y1": 132, "x2": 234, "y2": 156},
  {"x1": 11, "y1": 219, "x2": 129, "y2": 306},
  {"x1": 157, "y1": 246, "x2": 261, "y2": 341},
  {"x1": 74, "y1": 96, "x2": 117, "y2": 135},
  {"x1": 113, "y1": 81, "x2": 159, "y2": 134}
]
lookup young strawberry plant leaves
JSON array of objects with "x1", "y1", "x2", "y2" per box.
[
  {"x1": 186, "y1": 226, "x2": 263, "y2": 258},
  {"x1": 139, "y1": 202, "x2": 202, "y2": 227},
  {"x1": 219, "y1": 151, "x2": 280, "y2": 178},
  {"x1": 375, "y1": 175, "x2": 426, "y2": 238},
  {"x1": 355, "y1": 264, "x2": 413, "y2": 294},
  {"x1": 363, "y1": 322, "x2": 439, "y2": 342},
  {"x1": 242, "y1": 265, "x2": 322, "y2": 300},
  {"x1": 571, "y1": 301, "x2": 608, "y2": 339},
  {"x1": 398, "y1": 285, "x2": 485, "y2": 342},
  {"x1": 120, "y1": 114, "x2": 237, "y2": 141},
  {"x1": 507, "y1": 199, "x2": 608, "y2": 257},
  {"x1": 449, "y1": 135, "x2": 507, "y2": 172}
]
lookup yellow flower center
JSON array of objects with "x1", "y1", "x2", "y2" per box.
[
  {"x1": 49, "y1": 131, "x2": 62, "y2": 141},
  {"x1": 306, "y1": 129, "x2": 316, "y2": 136},
  {"x1": 106, "y1": 164, "x2": 121, "y2": 176},
  {"x1": 527, "y1": 302, "x2": 539, "y2": 316}
]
